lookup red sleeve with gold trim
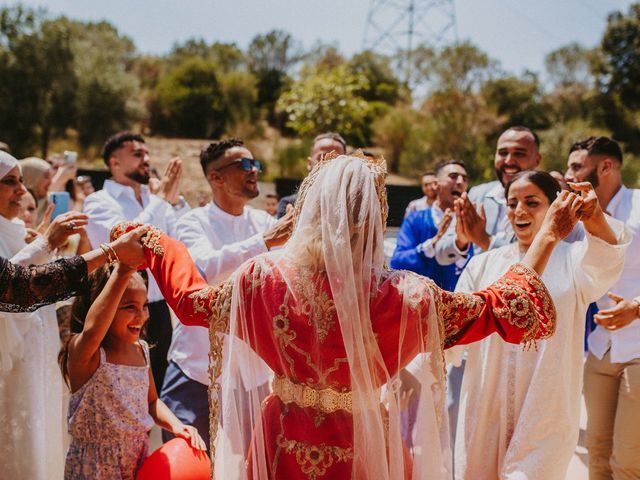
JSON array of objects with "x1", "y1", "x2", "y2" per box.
[
  {"x1": 110, "y1": 222, "x2": 212, "y2": 327},
  {"x1": 431, "y1": 263, "x2": 556, "y2": 349}
]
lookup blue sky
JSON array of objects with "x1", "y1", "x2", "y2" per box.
[{"x1": 8, "y1": 0, "x2": 636, "y2": 76}]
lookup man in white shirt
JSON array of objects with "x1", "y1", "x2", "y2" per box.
[
  {"x1": 84, "y1": 131, "x2": 189, "y2": 388},
  {"x1": 435, "y1": 126, "x2": 541, "y2": 266},
  {"x1": 565, "y1": 136, "x2": 640, "y2": 479},
  {"x1": 161, "y1": 138, "x2": 293, "y2": 448},
  {"x1": 404, "y1": 171, "x2": 438, "y2": 218}
]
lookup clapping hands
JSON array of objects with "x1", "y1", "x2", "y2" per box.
[{"x1": 454, "y1": 193, "x2": 489, "y2": 250}]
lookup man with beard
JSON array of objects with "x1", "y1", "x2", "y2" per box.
[
  {"x1": 84, "y1": 131, "x2": 189, "y2": 387},
  {"x1": 160, "y1": 138, "x2": 293, "y2": 449},
  {"x1": 390, "y1": 160, "x2": 471, "y2": 291},
  {"x1": 565, "y1": 136, "x2": 640, "y2": 479},
  {"x1": 444, "y1": 126, "x2": 541, "y2": 256}
]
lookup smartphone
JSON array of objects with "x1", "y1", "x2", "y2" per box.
[
  {"x1": 63, "y1": 150, "x2": 77, "y2": 166},
  {"x1": 49, "y1": 192, "x2": 70, "y2": 220}
]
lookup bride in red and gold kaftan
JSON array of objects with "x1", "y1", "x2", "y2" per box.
[{"x1": 112, "y1": 153, "x2": 579, "y2": 480}]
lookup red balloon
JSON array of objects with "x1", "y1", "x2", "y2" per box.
[{"x1": 137, "y1": 438, "x2": 211, "y2": 480}]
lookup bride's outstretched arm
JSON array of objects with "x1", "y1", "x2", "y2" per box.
[{"x1": 110, "y1": 223, "x2": 217, "y2": 328}]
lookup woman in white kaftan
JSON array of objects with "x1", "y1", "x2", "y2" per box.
[
  {"x1": 0, "y1": 153, "x2": 88, "y2": 479},
  {"x1": 453, "y1": 172, "x2": 630, "y2": 480}
]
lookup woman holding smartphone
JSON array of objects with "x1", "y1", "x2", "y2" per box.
[
  {"x1": 0, "y1": 152, "x2": 148, "y2": 311},
  {"x1": 0, "y1": 151, "x2": 149, "y2": 478}
]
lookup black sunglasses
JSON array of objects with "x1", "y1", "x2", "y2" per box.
[{"x1": 216, "y1": 158, "x2": 262, "y2": 173}]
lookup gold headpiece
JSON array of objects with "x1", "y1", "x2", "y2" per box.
[{"x1": 293, "y1": 150, "x2": 389, "y2": 227}]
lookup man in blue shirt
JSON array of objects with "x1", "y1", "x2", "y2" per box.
[{"x1": 391, "y1": 160, "x2": 471, "y2": 290}]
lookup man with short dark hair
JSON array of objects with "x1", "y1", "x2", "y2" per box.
[
  {"x1": 405, "y1": 171, "x2": 438, "y2": 217},
  {"x1": 161, "y1": 138, "x2": 293, "y2": 448},
  {"x1": 276, "y1": 132, "x2": 346, "y2": 218},
  {"x1": 391, "y1": 160, "x2": 471, "y2": 291},
  {"x1": 437, "y1": 126, "x2": 541, "y2": 264},
  {"x1": 565, "y1": 136, "x2": 640, "y2": 479},
  {"x1": 84, "y1": 131, "x2": 189, "y2": 388}
]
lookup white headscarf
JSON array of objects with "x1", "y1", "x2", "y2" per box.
[
  {"x1": 0, "y1": 150, "x2": 34, "y2": 372},
  {"x1": 0, "y1": 151, "x2": 18, "y2": 180}
]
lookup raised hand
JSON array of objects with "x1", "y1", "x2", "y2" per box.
[
  {"x1": 24, "y1": 228, "x2": 39, "y2": 244},
  {"x1": 36, "y1": 203, "x2": 54, "y2": 235},
  {"x1": 264, "y1": 209, "x2": 294, "y2": 250},
  {"x1": 539, "y1": 190, "x2": 583, "y2": 243},
  {"x1": 158, "y1": 157, "x2": 183, "y2": 206},
  {"x1": 45, "y1": 211, "x2": 89, "y2": 250},
  {"x1": 432, "y1": 208, "x2": 453, "y2": 246},
  {"x1": 594, "y1": 293, "x2": 640, "y2": 331},
  {"x1": 453, "y1": 199, "x2": 470, "y2": 250},
  {"x1": 108, "y1": 225, "x2": 151, "y2": 269},
  {"x1": 567, "y1": 181, "x2": 617, "y2": 245},
  {"x1": 567, "y1": 182, "x2": 601, "y2": 222},
  {"x1": 457, "y1": 193, "x2": 489, "y2": 250}
]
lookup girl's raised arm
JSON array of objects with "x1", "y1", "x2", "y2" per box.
[{"x1": 66, "y1": 264, "x2": 135, "y2": 391}]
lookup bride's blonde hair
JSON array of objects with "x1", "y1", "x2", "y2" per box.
[{"x1": 288, "y1": 151, "x2": 388, "y2": 272}]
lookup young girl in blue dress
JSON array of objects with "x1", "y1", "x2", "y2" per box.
[{"x1": 59, "y1": 263, "x2": 206, "y2": 480}]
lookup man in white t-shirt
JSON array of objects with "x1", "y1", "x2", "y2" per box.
[
  {"x1": 161, "y1": 138, "x2": 293, "y2": 448},
  {"x1": 565, "y1": 136, "x2": 640, "y2": 479},
  {"x1": 84, "y1": 131, "x2": 189, "y2": 388}
]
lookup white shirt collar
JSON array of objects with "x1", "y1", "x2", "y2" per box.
[
  {"x1": 605, "y1": 185, "x2": 627, "y2": 216},
  {"x1": 104, "y1": 179, "x2": 150, "y2": 204},
  {"x1": 486, "y1": 182, "x2": 506, "y2": 202},
  {"x1": 208, "y1": 200, "x2": 249, "y2": 222}
]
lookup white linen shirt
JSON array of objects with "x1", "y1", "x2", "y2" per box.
[
  {"x1": 83, "y1": 179, "x2": 189, "y2": 303},
  {"x1": 485, "y1": 182, "x2": 512, "y2": 249},
  {"x1": 588, "y1": 186, "x2": 640, "y2": 363},
  {"x1": 169, "y1": 201, "x2": 276, "y2": 386}
]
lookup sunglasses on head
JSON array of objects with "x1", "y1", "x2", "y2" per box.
[{"x1": 216, "y1": 158, "x2": 262, "y2": 173}]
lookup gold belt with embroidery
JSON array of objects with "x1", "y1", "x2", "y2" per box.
[{"x1": 272, "y1": 376, "x2": 352, "y2": 414}]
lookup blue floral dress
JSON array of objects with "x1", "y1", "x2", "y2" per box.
[{"x1": 64, "y1": 341, "x2": 155, "y2": 480}]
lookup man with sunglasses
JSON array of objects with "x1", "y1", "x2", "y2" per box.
[{"x1": 160, "y1": 138, "x2": 293, "y2": 449}]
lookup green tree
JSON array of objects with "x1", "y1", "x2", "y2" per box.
[
  {"x1": 153, "y1": 58, "x2": 225, "y2": 138},
  {"x1": 348, "y1": 50, "x2": 402, "y2": 105},
  {"x1": 601, "y1": 4, "x2": 640, "y2": 109},
  {"x1": 544, "y1": 42, "x2": 596, "y2": 88},
  {"x1": 372, "y1": 106, "x2": 421, "y2": 173},
  {"x1": 276, "y1": 65, "x2": 372, "y2": 146},
  {"x1": 411, "y1": 41, "x2": 496, "y2": 93},
  {"x1": 482, "y1": 73, "x2": 549, "y2": 131},
  {"x1": 596, "y1": 3, "x2": 640, "y2": 152},
  {"x1": 66, "y1": 19, "x2": 142, "y2": 148},
  {"x1": 219, "y1": 70, "x2": 259, "y2": 129},
  {"x1": 247, "y1": 30, "x2": 303, "y2": 126},
  {"x1": 169, "y1": 39, "x2": 246, "y2": 73},
  {"x1": 419, "y1": 89, "x2": 498, "y2": 182},
  {"x1": 0, "y1": 6, "x2": 76, "y2": 156}
]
